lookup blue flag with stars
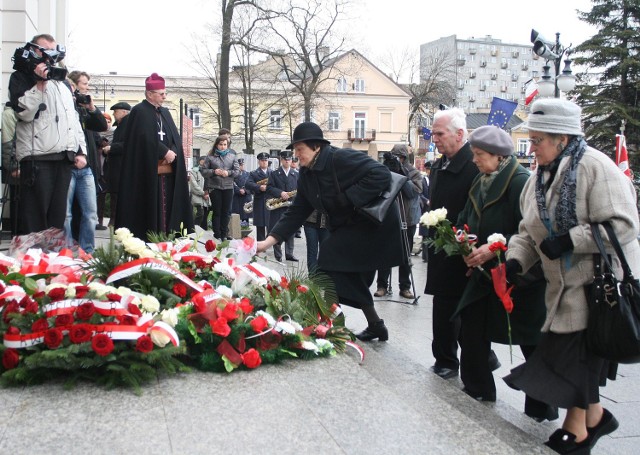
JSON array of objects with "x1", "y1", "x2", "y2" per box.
[{"x1": 487, "y1": 97, "x2": 518, "y2": 129}]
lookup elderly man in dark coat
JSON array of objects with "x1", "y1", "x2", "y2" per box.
[
  {"x1": 115, "y1": 73, "x2": 193, "y2": 240},
  {"x1": 246, "y1": 152, "x2": 271, "y2": 241},
  {"x1": 266, "y1": 150, "x2": 299, "y2": 262},
  {"x1": 257, "y1": 122, "x2": 404, "y2": 341},
  {"x1": 425, "y1": 108, "x2": 479, "y2": 380},
  {"x1": 102, "y1": 102, "x2": 131, "y2": 226},
  {"x1": 231, "y1": 158, "x2": 252, "y2": 222}
]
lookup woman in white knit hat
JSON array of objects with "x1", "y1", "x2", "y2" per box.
[{"x1": 504, "y1": 98, "x2": 640, "y2": 454}]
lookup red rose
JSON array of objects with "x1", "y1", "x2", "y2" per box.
[
  {"x1": 239, "y1": 297, "x2": 253, "y2": 314},
  {"x1": 74, "y1": 285, "x2": 90, "y2": 298},
  {"x1": 117, "y1": 315, "x2": 136, "y2": 326},
  {"x1": 211, "y1": 317, "x2": 231, "y2": 337},
  {"x1": 195, "y1": 259, "x2": 208, "y2": 269},
  {"x1": 91, "y1": 333, "x2": 114, "y2": 356},
  {"x1": 44, "y1": 328, "x2": 64, "y2": 349},
  {"x1": 23, "y1": 299, "x2": 39, "y2": 314},
  {"x1": 241, "y1": 348, "x2": 262, "y2": 369},
  {"x1": 3, "y1": 302, "x2": 20, "y2": 323},
  {"x1": 135, "y1": 335, "x2": 154, "y2": 353},
  {"x1": 31, "y1": 318, "x2": 49, "y2": 333},
  {"x1": 47, "y1": 287, "x2": 66, "y2": 301},
  {"x1": 106, "y1": 293, "x2": 121, "y2": 302},
  {"x1": 187, "y1": 270, "x2": 196, "y2": 279},
  {"x1": 69, "y1": 324, "x2": 93, "y2": 344},
  {"x1": 7, "y1": 326, "x2": 20, "y2": 335},
  {"x1": 75, "y1": 302, "x2": 96, "y2": 321},
  {"x1": 55, "y1": 313, "x2": 74, "y2": 327},
  {"x1": 296, "y1": 285, "x2": 308, "y2": 293},
  {"x1": 2, "y1": 348, "x2": 20, "y2": 370},
  {"x1": 172, "y1": 283, "x2": 187, "y2": 298},
  {"x1": 32, "y1": 291, "x2": 45, "y2": 300},
  {"x1": 205, "y1": 240, "x2": 216, "y2": 252},
  {"x1": 127, "y1": 303, "x2": 142, "y2": 317},
  {"x1": 0, "y1": 264, "x2": 8, "y2": 275},
  {"x1": 221, "y1": 302, "x2": 239, "y2": 321},
  {"x1": 280, "y1": 277, "x2": 289, "y2": 288},
  {"x1": 250, "y1": 315, "x2": 269, "y2": 333}
]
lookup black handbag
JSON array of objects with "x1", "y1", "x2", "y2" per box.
[
  {"x1": 585, "y1": 222, "x2": 640, "y2": 363},
  {"x1": 331, "y1": 153, "x2": 407, "y2": 225}
]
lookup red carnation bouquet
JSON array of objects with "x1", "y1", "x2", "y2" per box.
[{"x1": 487, "y1": 233, "x2": 514, "y2": 362}]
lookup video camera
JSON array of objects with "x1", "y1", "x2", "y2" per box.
[
  {"x1": 74, "y1": 90, "x2": 92, "y2": 105},
  {"x1": 382, "y1": 152, "x2": 404, "y2": 175},
  {"x1": 12, "y1": 42, "x2": 67, "y2": 82}
]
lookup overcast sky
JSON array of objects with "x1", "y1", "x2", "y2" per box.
[{"x1": 67, "y1": 0, "x2": 597, "y2": 79}]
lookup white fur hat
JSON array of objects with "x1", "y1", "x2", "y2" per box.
[{"x1": 526, "y1": 98, "x2": 584, "y2": 136}]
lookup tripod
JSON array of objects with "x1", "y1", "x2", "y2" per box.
[{"x1": 383, "y1": 192, "x2": 419, "y2": 306}]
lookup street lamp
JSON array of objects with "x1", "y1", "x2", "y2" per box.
[
  {"x1": 92, "y1": 79, "x2": 116, "y2": 112},
  {"x1": 530, "y1": 29, "x2": 576, "y2": 98}
]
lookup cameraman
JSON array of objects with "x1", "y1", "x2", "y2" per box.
[
  {"x1": 8, "y1": 34, "x2": 87, "y2": 236},
  {"x1": 65, "y1": 71, "x2": 107, "y2": 253},
  {"x1": 373, "y1": 145, "x2": 423, "y2": 299}
]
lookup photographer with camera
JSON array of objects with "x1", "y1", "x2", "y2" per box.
[
  {"x1": 63, "y1": 71, "x2": 107, "y2": 253},
  {"x1": 373, "y1": 145, "x2": 422, "y2": 300},
  {"x1": 8, "y1": 34, "x2": 87, "y2": 237}
]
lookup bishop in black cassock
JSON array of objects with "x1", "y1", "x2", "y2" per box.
[{"x1": 115, "y1": 73, "x2": 193, "y2": 240}]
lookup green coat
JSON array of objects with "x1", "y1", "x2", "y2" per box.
[{"x1": 455, "y1": 157, "x2": 546, "y2": 345}]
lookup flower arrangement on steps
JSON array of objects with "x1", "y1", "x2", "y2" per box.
[{"x1": 0, "y1": 228, "x2": 353, "y2": 392}]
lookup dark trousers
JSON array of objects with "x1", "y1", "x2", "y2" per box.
[
  {"x1": 18, "y1": 159, "x2": 71, "y2": 235},
  {"x1": 108, "y1": 192, "x2": 118, "y2": 225},
  {"x1": 193, "y1": 204, "x2": 203, "y2": 227},
  {"x1": 255, "y1": 225, "x2": 267, "y2": 241},
  {"x1": 97, "y1": 189, "x2": 106, "y2": 225},
  {"x1": 201, "y1": 206, "x2": 210, "y2": 229},
  {"x1": 303, "y1": 224, "x2": 329, "y2": 273},
  {"x1": 273, "y1": 235, "x2": 294, "y2": 261},
  {"x1": 432, "y1": 294, "x2": 461, "y2": 370},
  {"x1": 211, "y1": 188, "x2": 233, "y2": 238},
  {"x1": 377, "y1": 224, "x2": 416, "y2": 290},
  {"x1": 460, "y1": 300, "x2": 495, "y2": 397}
]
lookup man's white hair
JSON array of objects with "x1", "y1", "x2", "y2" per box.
[{"x1": 433, "y1": 107, "x2": 468, "y2": 142}]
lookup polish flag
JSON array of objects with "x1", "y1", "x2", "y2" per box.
[
  {"x1": 616, "y1": 134, "x2": 632, "y2": 179},
  {"x1": 525, "y1": 81, "x2": 538, "y2": 106}
]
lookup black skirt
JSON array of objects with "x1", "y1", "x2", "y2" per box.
[
  {"x1": 322, "y1": 270, "x2": 376, "y2": 309},
  {"x1": 503, "y1": 330, "x2": 616, "y2": 410}
]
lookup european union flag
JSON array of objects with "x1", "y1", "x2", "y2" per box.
[
  {"x1": 487, "y1": 97, "x2": 518, "y2": 129},
  {"x1": 422, "y1": 127, "x2": 432, "y2": 140}
]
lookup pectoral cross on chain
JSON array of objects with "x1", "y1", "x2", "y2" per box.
[{"x1": 158, "y1": 130, "x2": 166, "y2": 141}]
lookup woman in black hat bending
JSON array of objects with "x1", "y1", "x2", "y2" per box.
[{"x1": 256, "y1": 122, "x2": 404, "y2": 340}]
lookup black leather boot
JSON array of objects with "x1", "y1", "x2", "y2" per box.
[{"x1": 355, "y1": 320, "x2": 389, "y2": 341}]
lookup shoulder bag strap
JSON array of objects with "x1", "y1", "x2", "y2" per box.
[
  {"x1": 591, "y1": 223, "x2": 614, "y2": 274},
  {"x1": 602, "y1": 221, "x2": 636, "y2": 281}
]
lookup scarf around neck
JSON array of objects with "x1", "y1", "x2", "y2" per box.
[
  {"x1": 216, "y1": 149, "x2": 230, "y2": 157},
  {"x1": 534, "y1": 136, "x2": 587, "y2": 235}
]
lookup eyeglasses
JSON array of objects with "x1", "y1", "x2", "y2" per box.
[{"x1": 528, "y1": 137, "x2": 546, "y2": 146}]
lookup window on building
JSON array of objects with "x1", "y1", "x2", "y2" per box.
[
  {"x1": 269, "y1": 109, "x2": 282, "y2": 130},
  {"x1": 193, "y1": 112, "x2": 202, "y2": 128},
  {"x1": 354, "y1": 112, "x2": 366, "y2": 139},
  {"x1": 354, "y1": 79, "x2": 365, "y2": 93},
  {"x1": 328, "y1": 112, "x2": 340, "y2": 131},
  {"x1": 336, "y1": 76, "x2": 347, "y2": 92},
  {"x1": 517, "y1": 139, "x2": 529, "y2": 156}
]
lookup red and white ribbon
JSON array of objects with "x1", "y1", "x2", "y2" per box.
[{"x1": 106, "y1": 257, "x2": 204, "y2": 292}]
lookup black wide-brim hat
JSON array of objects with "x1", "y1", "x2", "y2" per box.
[{"x1": 286, "y1": 122, "x2": 331, "y2": 149}]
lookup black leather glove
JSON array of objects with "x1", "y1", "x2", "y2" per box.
[
  {"x1": 505, "y1": 259, "x2": 522, "y2": 285},
  {"x1": 539, "y1": 233, "x2": 573, "y2": 260}
]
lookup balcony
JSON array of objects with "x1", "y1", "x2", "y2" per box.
[
  {"x1": 479, "y1": 85, "x2": 486, "y2": 91},
  {"x1": 491, "y1": 49, "x2": 498, "y2": 56},
  {"x1": 457, "y1": 58, "x2": 466, "y2": 66},
  {"x1": 480, "y1": 60, "x2": 487, "y2": 67},
  {"x1": 512, "y1": 51, "x2": 520, "y2": 58},
  {"x1": 348, "y1": 129, "x2": 376, "y2": 142},
  {"x1": 469, "y1": 71, "x2": 476, "y2": 78},
  {"x1": 469, "y1": 48, "x2": 477, "y2": 54},
  {"x1": 500, "y1": 86, "x2": 508, "y2": 92},
  {"x1": 511, "y1": 74, "x2": 519, "y2": 81},
  {"x1": 490, "y1": 73, "x2": 498, "y2": 80},
  {"x1": 522, "y1": 63, "x2": 529, "y2": 70}
]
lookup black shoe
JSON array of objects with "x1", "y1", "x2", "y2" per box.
[
  {"x1": 285, "y1": 256, "x2": 299, "y2": 262},
  {"x1": 544, "y1": 429, "x2": 591, "y2": 455},
  {"x1": 462, "y1": 387, "x2": 496, "y2": 402},
  {"x1": 96, "y1": 225, "x2": 108, "y2": 231},
  {"x1": 355, "y1": 320, "x2": 388, "y2": 341},
  {"x1": 587, "y1": 408, "x2": 618, "y2": 448},
  {"x1": 488, "y1": 350, "x2": 501, "y2": 371},
  {"x1": 429, "y1": 365, "x2": 459, "y2": 379}
]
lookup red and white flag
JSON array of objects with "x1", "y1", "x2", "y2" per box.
[
  {"x1": 525, "y1": 81, "x2": 539, "y2": 106},
  {"x1": 616, "y1": 133, "x2": 632, "y2": 178}
]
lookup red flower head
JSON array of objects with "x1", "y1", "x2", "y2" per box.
[
  {"x1": 106, "y1": 293, "x2": 122, "y2": 302},
  {"x1": 238, "y1": 297, "x2": 253, "y2": 314},
  {"x1": 250, "y1": 315, "x2": 269, "y2": 333},
  {"x1": 221, "y1": 302, "x2": 240, "y2": 321},
  {"x1": 172, "y1": 283, "x2": 187, "y2": 298},
  {"x1": 117, "y1": 315, "x2": 137, "y2": 326},
  {"x1": 135, "y1": 335, "x2": 154, "y2": 353},
  {"x1": 23, "y1": 299, "x2": 39, "y2": 314},
  {"x1": 296, "y1": 285, "x2": 309, "y2": 293},
  {"x1": 464, "y1": 224, "x2": 470, "y2": 233},
  {"x1": 91, "y1": 333, "x2": 114, "y2": 356},
  {"x1": 44, "y1": 328, "x2": 64, "y2": 349},
  {"x1": 75, "y1": 302, "x2": 96, "y2": 321},
  {"x1": 74, "y1": 285, "x2": 90, "y2": 298},
  {"x1": 32, "y1": 291, "x2": 45, "y2": 300},
  {"x1": 211, "y1": 316, "x2": 231, "y2": 337},
  {"x1": 47, "y1": 287, "x2": 66, "y2": 301},
  {"x1": 280, "y1": 277, "x2": 289, "y2": 289},
  {"x1": 127, "y1": 303, "x2": 142, "y2": 317},
  {"x1": 488, "y1": 242, "x2": 508, "y2": 253},
  {"x1": 3, "y1": 302, "x2": 20, "y2": 323},
  {"x1": 6, "y1": 326, "x2": 20, "y2": 335},
  {"x1": 2, "y1": 348, "x2": 20, "y2": 370},
  {"x1": 55, "y1": 313, "x2": 74, "y2": 327},
  {"x1": 69, "y1": 324, "x2": 93, "y2": 344},
  {"x1": 205, "y1": 240, "x2": 217, "y2": 252},
  {"x1": 0, "y1": 264, "x2": 8, "y2": 275},
  {"x1": 31, "y1": 318, "x2": 49, "y2": 333},
  {"x1": 241, "y1": 348, "x2": 262, "y2": 369}
]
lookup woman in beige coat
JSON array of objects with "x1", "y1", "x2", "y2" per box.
[{"x1": 504, "y1": 98, "x2": 640, "y2": 455}]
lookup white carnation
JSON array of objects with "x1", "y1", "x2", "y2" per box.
[
  {"x1": 301, "y1": 341, "x2": 319, "y2": 352},
  {"x1": 275, "y1": 320, "x2": 295, "y2": 334},
  {"x1": 315, "y1": 338, "x2": 334, "y2": 350},
  {"x1": 114, "y1": 227, "x2": 133, "y2": 242},
  {"x1": 140, "y1": 295, "x2": 160, "y2": 313},
  {"x1": 122, "y1": 237, "x2": 147, "y2": 256},
  {"x1": 161, "y1": 308, "x2": 179, "y2": 327},
  {"x1": 216, "y1": 285, "x2": 233, "y2": 298},
  {"x1": 487, "y1": 233, "x2": 507, "y2": 245}
]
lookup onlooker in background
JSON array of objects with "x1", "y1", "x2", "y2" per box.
[
  {"x1": 504, "y1": 99, "x2": 637, "y2": 454},
  {"x1": 374, "y1": 145, "x2": 422, "y2": 299},
  {"x1": 291, "y1": 156, "x2": 302, "y2": 239},
  {"x1": 66, "y1": 70, "x2": 108, "y2": 252},
  {"x1": 246, "y1": 152, "x2": 271, "y2": 241},
  {"x1": 101, "y1": 102, "x2": 131, "y2": 227},
  {"x1": 1, "y1": 102, "x2": 20, "y2": 235},
  {"x1": 116, "y1": 73, "x2": 193, "y2": 239},
  {"x1": 232, "y1": 158, "x2": 251, "y2": 222},
  {"x1": 454, "y1": 125, "x2": 555, "y2": 422},
  {"x1": 424, "y1": 108, "x2": 479, "y2": 380},
  {"x1": 200, "y1": 135, "x2": 239, "y2": 240},
  {"x1": 188, "y1": 163, "x2": 206, "y2": 228},
  {"x1": 266, "y1": 150, "x2": 298, "y2": 262},
  {"x1": 96, "y1": 112, "x2": 114, "y2": 229},
  {"x1": 417, "y1": 162, "x2": 432, "y2": 262},
  {"x1": 303, "y1": 210, "x2": 329, "y2": 274},
  {"x1": 195, "y1": 156, "x2": 211, "y2": 229},
  {"x1": 9, "y1": 34, "x2": 87, "y2": 236}
]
